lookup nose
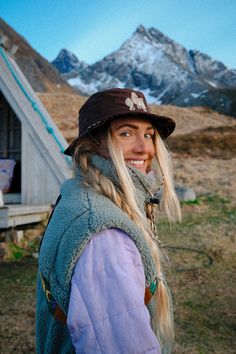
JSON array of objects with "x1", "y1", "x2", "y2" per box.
[{"x1": 133, "y1": 136, "x2": 150, "y2": 154}]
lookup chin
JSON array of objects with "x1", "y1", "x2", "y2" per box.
[{"x1": 134, "y1": 166, "x2": 147, "y2": 174}]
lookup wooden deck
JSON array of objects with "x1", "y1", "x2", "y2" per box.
[{"x1": 0, "y1": 204, "x2": 51, "y2": 228}]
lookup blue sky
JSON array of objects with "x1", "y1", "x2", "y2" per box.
[{"x1": 1, "y1": 0, "x2": 236, "y2": 69}]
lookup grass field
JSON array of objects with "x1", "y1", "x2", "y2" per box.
[
  {"x1": 0, "y1": 194, "x2": 235, "y2": 353},
  {"x1": 160, "y1": 195, "x2": 236, "y2": 353}
]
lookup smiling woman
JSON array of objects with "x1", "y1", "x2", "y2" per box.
[
  {"x1": 36, "y1": 88, "x2": 181, "y2": 354},
  {"x1": 110, "y1": 118, "x2": 155, "y2": 174}
]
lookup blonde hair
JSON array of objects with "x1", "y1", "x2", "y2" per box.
[{"x1": 73, "y1": 126, "x2": 181, "y2": 352}]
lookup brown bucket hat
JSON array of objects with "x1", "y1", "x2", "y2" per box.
[{"x1": 64, "y1": 88, "x2": 175, "y2": 156}]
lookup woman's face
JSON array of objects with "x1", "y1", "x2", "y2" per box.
[{"x1": 110, "y1": 117, "x2": 155, "y2": 174}]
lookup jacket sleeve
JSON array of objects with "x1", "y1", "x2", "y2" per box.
[{"x1": 67, "y1": 228, "x2": 161, "y2": 354}]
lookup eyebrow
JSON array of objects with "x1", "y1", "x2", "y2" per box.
[{"x1": 115, "y1": 123, "x2": 154, "y2": 130}]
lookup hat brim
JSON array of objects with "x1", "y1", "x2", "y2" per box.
[{"x1": 64, "y1": 112, "x2": 175, "y2": 156}]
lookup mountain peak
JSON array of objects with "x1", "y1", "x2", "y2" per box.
[
  {"x1": 52, "y1": 49, "x2": 87, "y2": 74},
  {"x1": 51, "y1": 25, "x2": 236, "y2": 117},
  {"x1": 135, "y1": 25, "x2": 174, "y2": 46},
  {"x1": 56, "y1": 48, "x2": 79, "y2": 61},
  {"x1": 136, "y1": 25, "x2": 150, "y2": 36}
]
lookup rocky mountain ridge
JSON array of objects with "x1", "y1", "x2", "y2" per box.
[{"x1": 52, "y1": 25, "x2": 236, "y2": 117}]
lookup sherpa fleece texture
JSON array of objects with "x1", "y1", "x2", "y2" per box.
[{"x1": 36, "y1": 155, "x2": 157, "y2": 354}]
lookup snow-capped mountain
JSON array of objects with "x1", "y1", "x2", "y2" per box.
[{"x1": 52, "y1": 25, "x2": 236, "y2": 116}]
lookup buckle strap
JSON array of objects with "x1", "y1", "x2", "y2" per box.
[
  {"x1": 39, "y1": 272, "x2": 67, "y2": 325},
  {"x1": 145, "y1": 278, "x2": 158, "y2": 305}
]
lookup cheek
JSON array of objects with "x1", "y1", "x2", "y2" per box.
[
  {"x1": 110, "y1": 135, "x2": 129, "y2": 158},
  {"x1": 146, "y1": 139, "x2": 155, "y2": 155},
  {"x1": 150, "y1": 144, "x2": 155, "y2": 158},
  {"x1": 118, "y1": 143, "x2": 129, "y2": 158}
]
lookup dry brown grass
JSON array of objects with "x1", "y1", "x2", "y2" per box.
[
  {"x1": 159, "y1": 195, "x2": 236, "y2": 353},
  {"x1": 38, "y1": 92, "x2": 86, "y2": 142},
  {"x1": 173, "y1": 156, "x2": 236, "y2": 198},
  {"x1": 151, "y1": 105, "x2": 236, "y2": 136}
]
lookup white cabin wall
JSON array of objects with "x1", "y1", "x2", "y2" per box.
[
  {"x1": 21, "y1": 126, "x2": 62, "y2": 204},
  {"x1": 21, "y1": 127, "x2": 31, "y2": 204}
]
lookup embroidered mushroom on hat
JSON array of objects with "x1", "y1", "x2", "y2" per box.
[{"x1": 125, "y1": 92, "x2": 147, "y2": 112}]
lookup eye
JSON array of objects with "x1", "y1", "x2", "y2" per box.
[
  {"x1": 144, "y1": 133, "x2": 154, "y2": 139},
  {"x1": 120, "y1": 131, "x2": 132, "y2": 137}
]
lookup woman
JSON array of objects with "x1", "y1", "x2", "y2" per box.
[{"x1": 36, "y1": 88, "x2": 181, "y2": 354}]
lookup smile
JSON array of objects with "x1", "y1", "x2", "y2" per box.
[{"x1": 127, "y1": 160, "x2": 145, "y2": 166}]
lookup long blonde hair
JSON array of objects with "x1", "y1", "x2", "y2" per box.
[{"x1": 73, "y1": 126, "x2": 181, "y2": 352}]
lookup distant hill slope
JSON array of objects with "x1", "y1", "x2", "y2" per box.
[
  {"x1": 0, "y1": 18, "x2": 75, "y2": 93},
  {"x1": 52, "y1": 25, "x2": 236, "y2": 117}
]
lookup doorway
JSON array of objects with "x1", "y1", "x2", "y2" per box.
[{"x1": 0, "y1": 91, "x2": 21, "y2": 194}]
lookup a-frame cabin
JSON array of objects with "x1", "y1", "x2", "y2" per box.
[{"x1": 0, "y1": 43, "x2": 72, "y2": 228}]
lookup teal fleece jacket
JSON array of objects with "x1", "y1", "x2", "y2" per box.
[{"x1": 36, "y1": 155, "x2": 158, "y2": 353}]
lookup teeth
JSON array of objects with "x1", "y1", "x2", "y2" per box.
[{"x1": 127, "y1": 160, "x2": 144, "y2": 165}]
